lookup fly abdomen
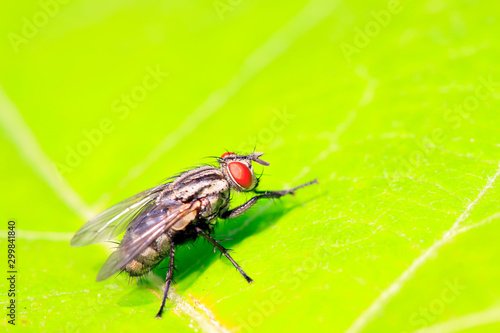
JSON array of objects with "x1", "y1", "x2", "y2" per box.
[
  {"x1": 124, "y1": 260, "x2": 147, "y2": 277},
  {"x1": 124, "y1": 233, "x2": 170, "y2": 277}
]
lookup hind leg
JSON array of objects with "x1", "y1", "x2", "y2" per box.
[{"x1": 155, "y1": 240, "x2": 175, "y2": 318}]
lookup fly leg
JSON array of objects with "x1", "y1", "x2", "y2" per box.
[
  {"x1": 221, "y1": 179, "x2": 318, "y2": 219},
  {"x1": 196, "y1": 227, "x2": 253, "y2": 283},
  {"x1": 156, "y1": 240, "x2": 175, "y2": 319}
]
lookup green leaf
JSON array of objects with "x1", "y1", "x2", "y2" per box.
[{"x1": 1, "y1": 0, "x2": 500, "y2": 332}]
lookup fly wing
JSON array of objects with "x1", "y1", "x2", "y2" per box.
[
  {"x1": 95, "y1": 200, "x2": 202, "y2": 281},
  {"x1": 70, "y1": 184, "x2": 169, "y2": 247}
]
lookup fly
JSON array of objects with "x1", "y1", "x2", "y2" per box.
[{"x1": 70, "y1": 151, "x2": 317, "y2": 318}]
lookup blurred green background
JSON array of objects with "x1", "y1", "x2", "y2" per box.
[{"x1": 1, "y1": 0, "x2": 500, "y2": 332}]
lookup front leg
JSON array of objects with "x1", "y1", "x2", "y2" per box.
[{"x1": 221, "y1": 179, "x2": 318, "y2": 219}]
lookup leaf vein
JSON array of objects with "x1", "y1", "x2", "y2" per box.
[{"x1": 345, "y1": 163, "x2": 500, "y2": 333}]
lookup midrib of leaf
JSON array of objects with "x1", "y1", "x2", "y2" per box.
[
  {"x1": 411, "y1": 306, "x2": 500, "y2": 333},
  {"x1": 0, "y1": 83, "x2": 93, "y2": 220}
]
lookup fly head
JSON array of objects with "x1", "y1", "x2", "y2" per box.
[{"x1": 219, "y1": 152, "x2": 269, "y2": 192}]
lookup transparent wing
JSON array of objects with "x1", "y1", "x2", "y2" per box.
[
  {"x1": 95, "y1": 200, "x2": 201, "y2": 281},
  {"x1": 70, "y1": 184, "x2": 170, "y2": 247}
]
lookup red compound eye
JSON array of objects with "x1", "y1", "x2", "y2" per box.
[
  {"x1": 221, "y1": 152, "x2": 234, "y2": 158},
  {"x1": 228, "y1": 162, "x2": 253, "y2": 189}
]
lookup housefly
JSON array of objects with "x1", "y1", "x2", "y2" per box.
[{"x1": 70, "y1": 151, "x2": 317, "y2": 318}]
